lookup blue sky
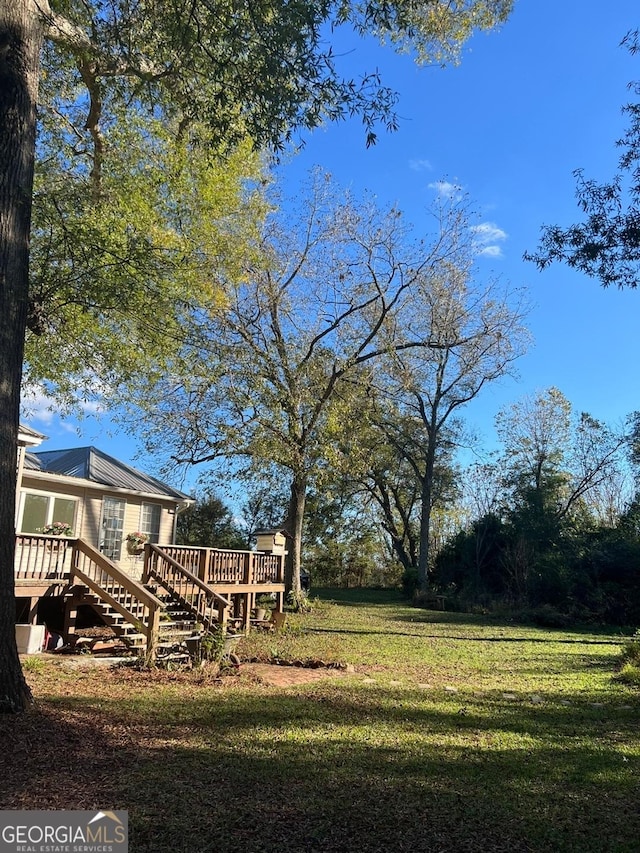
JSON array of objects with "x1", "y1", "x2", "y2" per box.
[{"x1": 26, "y1": 0, "x2": 640, "y2": 489}]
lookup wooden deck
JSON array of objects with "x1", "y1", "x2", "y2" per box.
[{"x1": 14, "y1": 535, "x2": 286, "y2": 657}]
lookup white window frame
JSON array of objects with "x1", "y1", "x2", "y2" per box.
[
  {"x1": 18, "y1": 489, "x2": 78, "y2": 534},
  {"x1": 100, "y1": 496, "x2": 127, "y2": 559},
  {"x1": 139, "y1": 502, "x2": 162, "y2": 544}
]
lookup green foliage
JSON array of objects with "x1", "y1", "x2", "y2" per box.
[
  {"x1": 24, "y1": 0, "x2": 515, "y2": 408},
  {"x1": 434, "y1": 501, "x2": 640, "y2": 625},
  {"x1": 616, "y1": 661, "x2": 640, "y2": 686},
  {"x1": 20, "y1": 656, "x2": 46, "y2": 674},
  {"x1": 187, "y1": 627, "x2": 226, "y2": 666},
  {"x1": 432, "y1": 387, "x2": 634, "y2": 622},
  {"x1": 287, "y1": 588, "x2": 313, "y2": 613},
  {"x1": 621, "y1": 630, "x2": 640, "y2": 664},
  {"x1": 176, "y1": 493, "x2": 246, "y2": 550},
  {"x1": 199, "y1": 629, "x2": 225, "y2": 664},
  {"x1": 401, "y1": 567, "x2": 419, "y2": 598},
  {"x1": 522, "y1": 604, "x2": 572, "y2": 630},
  {"x1": 26, "y1": 117, "x2": 264, "y2": 407},
  {"x1": 303, "y1": 491, "x2": 399, "y2": 589},
  {"x1": 41, "y1": 0, "x2": 513, "y2": 155},
  {"x1": 617, "y1": 630, "x2": 640, "y2": 685},
  {"x1": 285, "y1": 590, "x2": 328, "y2": 615}
]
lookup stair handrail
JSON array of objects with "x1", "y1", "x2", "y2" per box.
[
  {"x1": 144, "y1": 543, "x2": 230, "y2": 632},
  {"x1": 73, "y1": 539, "x2": 164, "y2": 659}
]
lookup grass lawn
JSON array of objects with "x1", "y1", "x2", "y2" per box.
[{"x1": 2, "y1": 588, "x2": 639, "y2": 852}]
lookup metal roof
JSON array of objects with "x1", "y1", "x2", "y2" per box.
[
  {"x1": 18, "y1": 424, "x2": 47, "y2": 446},
  {"x1": 24, "y1": 446, "x2": 191, "y2": 500}
]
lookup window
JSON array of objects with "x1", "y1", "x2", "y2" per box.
[
  {"x1": 140, "y1": 503, "x2": 161, "y2": 544},
  {"x1": 19, "y1": 492, "x2": 77, "y2": 534},
  {"x1": 100, "y1": 497, "x2": 126, "y2": 559}
]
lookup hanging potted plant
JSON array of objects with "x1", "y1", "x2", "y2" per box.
[{"x1": 125, "y1": 531, "x2": 148, "y2": 555}]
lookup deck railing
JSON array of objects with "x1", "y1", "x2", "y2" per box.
[
  {"x1": 144, "y1": 544, "x2": 230, "y2": 632},
  {"x1": 14, "y1": 534, "x2": 73, "y2": 581},
  {"x1": 14, "y1": 536, "x2": 285, "y2": 648},
  {"x1": 154, "y1": 544, "x2": 285, "y2": 587},
  {"x1": 14, "y1": 535, "x2": 164, "y2": 658}
]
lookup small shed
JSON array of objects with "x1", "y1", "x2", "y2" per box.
[{"x1": 254, "y1": 528, "x2": 288, "y2": 555}]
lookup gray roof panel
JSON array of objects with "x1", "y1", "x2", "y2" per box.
[{"x1": 25, "y1": 446, "x2": 191, "y2": 500}]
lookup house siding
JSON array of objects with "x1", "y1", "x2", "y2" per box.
[{"x1": 19, "y1": 474, "x2": 181, "y2": 579}]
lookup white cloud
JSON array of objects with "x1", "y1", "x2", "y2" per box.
[
  {"x1": 409, "y1": 158, "x2": 433, "y2": 172},
  {"x1": 471, "y1": 222, "x2": 507, "y2": 243},
  {"x1": 428, "y1": 180, "x2": 463, "y2": 199},
  {"x1": 20, "y1": 382, "x2": 105, "y2": 427},
  {"x1": 20, "y1": 385, "x2": 57, "y2": 424},
  {"x1": 477, "y1": 245, "x2": 504, "y2": 258},
  {"x1": 471, "y1": 220, "x2": 507, "y2": 259}
]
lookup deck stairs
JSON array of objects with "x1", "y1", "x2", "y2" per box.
[
  {"x1": 15, "y1": 535, "x2": 284, "y2": 659},
  {"x1": 75, "y1": 579, "x2": 223, "y2": 651}
]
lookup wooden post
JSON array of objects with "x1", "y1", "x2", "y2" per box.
[
  {"x1": 243, "y1": 551, "x2": 252, "y2": 585},
  {"x1": 217, "y1": 600, "x2": 228, "y2": 632},
  {"x1": 27, "y1": 596, "x2": 38, "y2": 625},
  {"x1": 198, "y1": 548, "x2": 209, "y2": 582},
  {"x1": 63, "y1": 596, "x2": 78, "y2": 644},
  {"x1": 146, "y1": 603, "x2": 160, "y2": 663},
  {"x1": 141, "y1": 543, "x2": 151, "y2": 584}
]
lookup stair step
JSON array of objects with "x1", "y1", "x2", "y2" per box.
[
  {"x1": 121, "y1": 633, "x2": 147, "y2": 646},
  {"x1": 160, "y1": 625, "x2": 195, "y2": 637},
  {"x1": 103, "y1": 607, "x2": 146, "y2": 617},
  {"x1": 75, "y1": 568, "x2": 230, "y2": 652}
]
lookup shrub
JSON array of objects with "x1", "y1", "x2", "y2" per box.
[
  {"x1": 616, "y1": 632, "x2": 640, "y2": 685},
  {"x1": 401, "y1": 567, "x2": 419, "y2": 599},
  {"x1": 524, "y1": 604, "x2": 571, "y2": 629}
]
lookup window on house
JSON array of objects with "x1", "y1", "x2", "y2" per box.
[
  {"x1": 100, "y1": 497, "x2": 126, "y2": 559},
  {"x1": 140, "y1": 503, "x2": 161, "y2": 544},
  {"x1": 19, "y1": 492, "x2": 77, "y2": 534}
]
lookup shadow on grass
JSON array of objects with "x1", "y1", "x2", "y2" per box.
[
  {"x1": 400, "y1": 610, "x2": 634, "y2": 638},
  {"x1": 309, "y1": 625, "x2": 626, "y2": 646},
  {"x1": 315, "y1": 587, "x2": 632, "y2": 640},
  {"x1": 1, "y1": 682, "x2": 638, "y2": 853},
  {"x1": 315, "y1": 587, "x2": 407, "y2": 606}
]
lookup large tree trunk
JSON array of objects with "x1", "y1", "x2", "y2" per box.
[
  {"x1": 283, "y1": 474, "x2": 307, "y2": 597},
  {"x1": 417, "y1": 437, "x2": 437, "y2": 594},
  {"x1": 0, "y1": 0, "x2": 42, "y2": 712},
  {"x1": 371, "y1": 473, "x2": 418, "y2": 575}
]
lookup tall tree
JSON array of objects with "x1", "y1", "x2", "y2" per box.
[
  {"x1": 336, "y1": 391, "x2": 456, "y2": 579},
  {"x1": 176, "y1": 493, "x2": 246, "y2": 550},
  {"x1": 495, "y1": 389, "x2": 630, "y2": 605},
  {"x1": 1, "y1": 0, "x2": 513, "y2": 710},
  {"x1": 525, "y1": 31, "x2": 640, "y2": 289},
  {"x1": 369, "y1": 243, "x2": 530, "y2": 591},
  {"x1": 129, "y1": 180, "x2": 509, "y2": 595},
  {"x1": 496, "y1": 388, "x2": 628, "y2": 523},
  {"x1": 356, "y1": 433, "x2": 423, "y2": 577}
]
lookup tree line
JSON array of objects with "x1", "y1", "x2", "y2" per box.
[{"x1": 180, "y1": 386, "x2": 640, "y2": 627}]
